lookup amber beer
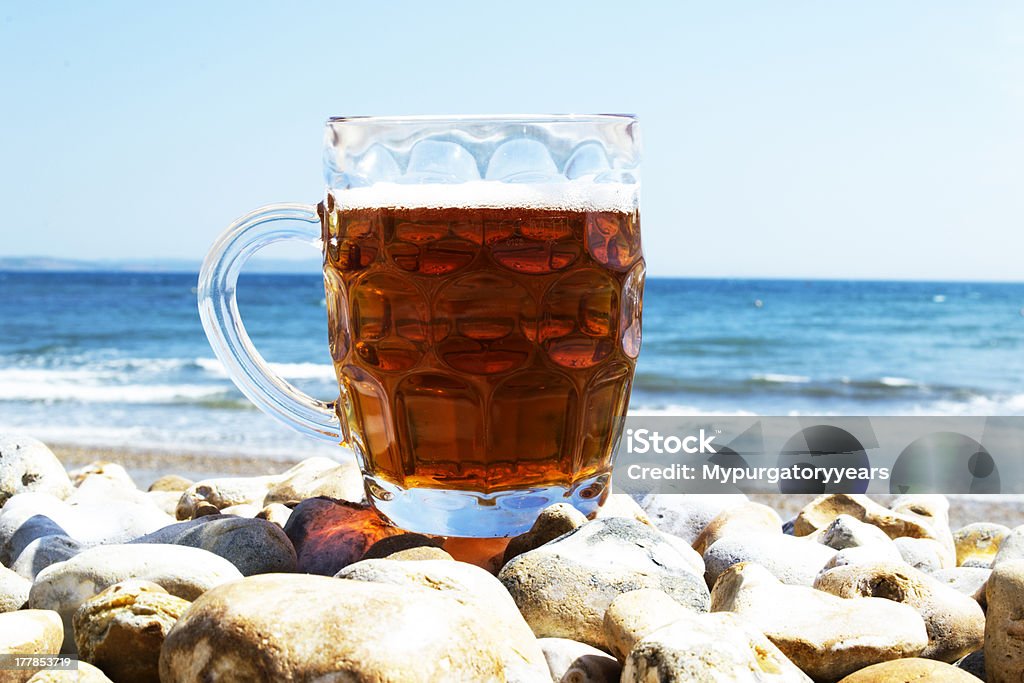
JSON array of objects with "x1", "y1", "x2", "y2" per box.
[{"x1": 319, "y1": 188, "x2": 644, "y2": 496}]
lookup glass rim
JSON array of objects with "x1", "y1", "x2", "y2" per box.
[{"x1": 326, "y1": 113, "x2": 637, "y2": 126}]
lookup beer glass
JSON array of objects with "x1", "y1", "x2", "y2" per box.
[{"x1": 198, "y1": 115, "x2": 643, "y2": 536}]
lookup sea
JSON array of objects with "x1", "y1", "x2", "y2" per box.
[{"x1": 1, "y1": 271, "x2": 1023, "y2": 458}]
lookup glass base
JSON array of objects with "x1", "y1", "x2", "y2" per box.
[{"x1": 365, "y1": 473, "x2": 610, "y2": 537}]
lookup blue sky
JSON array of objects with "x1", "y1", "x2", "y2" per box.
[{"x1": 1, "y1": 1, "x2": 1021, "y2": 280}]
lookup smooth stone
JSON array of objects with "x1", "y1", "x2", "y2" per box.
[
  {"x1": 954, "y1": 522, "x2": 1009, "y2": 568},
  {"x1": 263, "y1": 456, "x2": 365, "y2": 505},
  {"x1": 814, "y1": 562, "x2": 985, "y2": 662},
  {"x1": 889, "y1": 494, "x2": 955, "y2": 562},
  {"x1": 539, "y1": 638, "x2": 620, "y2": 683},
  {"x1": 622, "y1": 611, "x2": 813, "y2": 683},
  {"x1": 589, "y1": 494, "x2": 651, "y2": 525},
  {"x1": 822, "y1": 543, "x2": 905, "y2": 571},
  {"x1": 73, "y1": 579, "x2": 190, "y2": 683},
  {"x1": 602, "y1": 588, "x2": 694, "y2": 662},
  {"x1": 658, "y1": 531, "x2": 705, "y2": 576},
  {"x1": 957, "y1": 650, "x2": 985, "y2": 681},
  {"x1": 0, "y1": 492, "x2": 174, "y2": 565},
  {"x1": 0, "y1": 435, "x2": 72, "y2": 507},
  {"x1": 28, "y1": 543, "x2": 242, "y2": 654},
  {"x1": 636, "y1": 493, "x2": 749, "y2": 545},
  {"x1": 65, "y1": 475, "x2": 148, "y2": 507},
  {"x1": 985, "y1": 559, "x2": 1024, "y2": 683},
  {"x1": 0, "y1": 610, "x2": 64, "y2": 678},
  {"x1": 145, "y1": 490, "x2": 181, "y2": 517},
  {"x1": 711, "y1": 562, "x2": 928, "y2": 682},
  {"x1": 703, "y1": 532, "x2": 837, "y2": 587},
  {"x1": 692, "y1": 502, "x2": 782, "y2": 556},
  {"x1": 992, "y1": 524, "x2": 1024, "y2": 567},
  {"x1": 217, "y1": 503, "x2": 259, "y2": 517},
  {"x1": 0, "y1": 566, "x2": 30, "y2": 612},
  {"x1": 25, "y1": 661, "x2": 113, "y2": 682},
  {"x1": 130, "y1": 515, "x2": 296, "y2": 575},
  {"x1": 894, "y1": 537, "x2": 952, "y2": 572},
  {"x1": 361, "y1": 533, "x2": 448, "y2": 561},
  {"x1": 931, "y1": 567, "x2": 990, "y2": 605},
  {"x1": 793, "y1": 494, "x2": 942, "y2": 542},
  {"x1": 159, "y1": 573, "x2": 515, "y2": 682},
  {"x1": 441, "y1": 537, "x2": 510, "y2": 574},
  {"x1": 336, "y1": 558, "x2": 549, "y2": 681},
  {"x1": 818, "y1": 514, "x2": 894, "y2": 550},
  {"x1": 175, "y1": 473, "x2": 279, "y2": 520},
  {"x1": 504, "y1": 504, "x2": 588, "y2": 565},
  {"x1": 836, "y1": 657, "x2": 980, "y2": 682},
  {"x1": 255, "y1": 503, "x2": 292, "y2": 528},
  {"x1": 68, "y1": 462, "x2": 135, "y2": 490},
  {"x1": 11, "y1": 536, "x2": 84, "y2": 581},
  {"x1": 499, "y1": 518, "x2": 709, "y2": 648},
  {"x1": 146, "y1": 474, "x2": 193, "y2": 493},
  {"x1": 283, "y1": 497, "x2": 400, "y2": 575}
]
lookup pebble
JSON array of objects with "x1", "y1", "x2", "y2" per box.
[
  {"x1": 636, "y1": 493, "x2": 749, "y2": 545},
  {"x1": 336, "y1": 558, "x2": 549, "y2": 681},
  {"x1": 499, "y1": 518, "x2": 709, "y2": 648},
  {"x1": 217, "y1": 503, "x2": 260, "y2": 517},
  {"x1": 821, "y1": 543, "x2": 905, "y2": 571},
  {"x1": 589, "y1": 494, "x2": 651, "y2": 525},
  {"x1": 25, "y1": 660, "x2": 113, "y2": 682},
  {"x1": 602, "y1": 588, "x2": 695, "y2": 661},
  {"x1": 985, "y1": 559, "x2": 1024, "y2": 683},
  {"x1": 957, "y1": 649, "x2": 985, "y2": 681},
  {"x1": 159, "y1": 573, "x2": 516, "y2": 682},
  {"x1": 692, "y1": 501, "x2": 782, "y2": 555},
  {"x1": 175, "y1": 473, "x2": 280, "y2": 520},
  {"x1": 73, "y1": 580, "x2": 191, "y2": 683},
  {"x1": 263, "y1": 456, "x2": 365, "y2": 505},
  {"x1": 814, "y1": 561, "x2": 985, "y2": 662},
  {"x1": 283, "y1": 497, "x2": 400, "y2": 575},
  {"x1": 28, "y1": 543, "x2": 242, "y2": 653},
  {"x1": 146, "y1": 474, "x2": 193, "y2": 493},
  {"x1": 0, "y1": 565, "x2": 30, "y2": 613},
  {"x1": 11, "y1": 535, "x2": 84, "y2": 581},
  {"x1": 930, "y1": 567, "x2": 990, "y2": 605},
  {"x1": 130, "y1": 515, "x2": 297, "y2": 575},
  {"x1": 817, "y1": 514, "x2": 895, "y2": 550},
  {"x1": 621, "y1": 611, "x2": 813, "y2": 683},
  {"x1": 504, "y1": 503, "x2": 588, "y2": 565},
  {"x1": 954, "y1": 522, "x2": 1009, "y2": 568},
  {"x1": 539, "y1": 638, "x2": 620, "y2": 683},
  {"x1": 792, "y1": 494, "x2": 943, "y2": 543},
  {"x1": 890, "y1": 494, "x2": 956, "y2": 561},
  {"x1": 0, "y1": 492, "x2": 174, "y2": 566},
  {"x1": 703, "y1": 532, "x2": 837, "y2": 587},
  {"x1": 255, "y1": 503, "x2": 292, "y2": 528},
  {"x1": 710, "y1": 562, "x2": 928, "y2": 682},
  {"x1": 0, "y1": 435, "x2": 72, "y2": 507},
  {"x1": 68, "y1": 462, "x2": 135, "y2": 489},
  {"x1": 835, "y1": 657, "x2": 981, "y2": 682},
  {"x1": 894, "y1": 537, "x2": 952, "y2": 572},
  {"x1": 0, "y1": 610, "x2": 65, "y2": 683},
  {"x1": 360, "y1": 533, "x2": 451, "y2": 561},
  {"x1": 992, "y1": 524, "x2": 1024, "y2": 567}
]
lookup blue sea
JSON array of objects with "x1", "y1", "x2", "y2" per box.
[{"x1": 1, "y1": 271, "x2": 1023, "y2": 457}]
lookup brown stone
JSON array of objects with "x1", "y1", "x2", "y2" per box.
[
  {"x1": 503, "y1": 503, "x2": 587, "y2": 565},
  {"x1": 835, "y1": 657, "x2": 979, "y2": 682},
  {"x1": 282, "y1": 497, "x2": 400, "y2": 575}
]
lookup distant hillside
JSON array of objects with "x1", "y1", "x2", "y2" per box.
[{"x1": 0, "y1": 256, "x2": 323, "y2": 274}]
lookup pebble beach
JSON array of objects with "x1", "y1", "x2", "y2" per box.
[{"x1": 1, "y1": 433, "x2": 1022, "y2": 681}]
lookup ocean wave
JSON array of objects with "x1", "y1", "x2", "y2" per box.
[
  {"x1": 194, "y1": 357, "x2": 334, "y2": 380},
  {"x1": 0, "y1": 378, "x2": 230, "y2": 404},
  {"x1": 750, "y1": 373, "x2": 811, "y2": 384}
]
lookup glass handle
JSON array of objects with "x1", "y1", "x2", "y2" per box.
[{"x1": 197, "y1": 203, "x2": 343, "y2": 443}]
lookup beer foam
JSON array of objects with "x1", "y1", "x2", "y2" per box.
[{"x1": 331, "y1": 181, "x2": 638, "y2": 212}]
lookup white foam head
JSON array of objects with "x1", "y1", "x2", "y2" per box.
[{"x1": 331, "y1": 180, "x2": 638, "y2": 213}]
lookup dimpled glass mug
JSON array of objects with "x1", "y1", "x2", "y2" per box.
[{"x1": 198, "y1": 115, "x2": 644, "y2": 536}]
